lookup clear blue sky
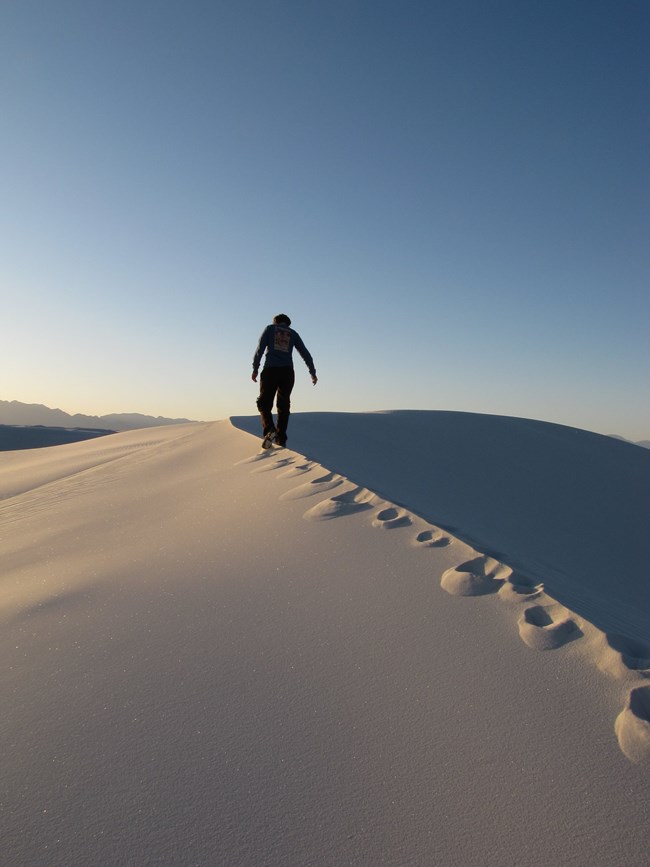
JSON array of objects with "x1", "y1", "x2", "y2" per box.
[{"x1": 2, "y1": 0, "x2": 648, "y2": 439}]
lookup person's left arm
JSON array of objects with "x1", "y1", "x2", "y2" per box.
[{"x1": 294, "y1": 334, "x2": 317, "y2": 384}]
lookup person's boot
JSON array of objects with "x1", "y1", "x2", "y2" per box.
[{"x1": 262, "y1": 428, "x2": 277, "y2": 449}]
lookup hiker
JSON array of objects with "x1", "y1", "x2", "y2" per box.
[{"x1": 252, "y1": 314, "x2": 317, "y2": 448}]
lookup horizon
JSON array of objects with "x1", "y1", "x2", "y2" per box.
[
  {"x1": 2, "y1": 397, "x2": 649, "y2": 445},
  {"x1": 2, "y1": 1, "x2": 648, "y2": 441}
]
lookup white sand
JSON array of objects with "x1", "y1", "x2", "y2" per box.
[{"x1": 1, "y1": 412, "x2": 648, "y2": 866}]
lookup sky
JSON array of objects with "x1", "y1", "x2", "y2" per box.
[{"x1": 1, "y1": 0, "x2": 648, "y2": 440}]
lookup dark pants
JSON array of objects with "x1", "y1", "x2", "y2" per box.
[{"x1": 256, "y1": 366, "x2": 295, "y2": 439}]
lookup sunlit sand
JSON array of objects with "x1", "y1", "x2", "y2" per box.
[{"x1": 1, "y1": 412, "x2": 648, "y2": 865}]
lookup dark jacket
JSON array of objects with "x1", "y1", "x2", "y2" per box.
[{"x1": 253, "y1": 324, "x2": 316, "y2": 377}]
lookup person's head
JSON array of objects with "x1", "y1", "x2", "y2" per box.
[{"x1": 273, "y1": 313, "x2": 291, "y2": 326}]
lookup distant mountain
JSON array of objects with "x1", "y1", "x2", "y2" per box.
[
  {"x1": 0, "y1": 400, "x2": 197, "y2": 432},
  {"x1": 608, "y1": 434, "x2": 650, "y2": 450}
]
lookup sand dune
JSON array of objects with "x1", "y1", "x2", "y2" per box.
[
  {"x1": 233, "y1": 411, "x2": 650, "y2": 643},
  {"x1": 1, "y1": 413, "x2": 648, "y2": 866}
]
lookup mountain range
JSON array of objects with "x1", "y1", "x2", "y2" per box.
[{"x1": 0, "y1": 400, "x2": 197, "y2": 432}]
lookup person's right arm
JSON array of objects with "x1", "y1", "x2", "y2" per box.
[{"x1": 252, "y1": 326, "x2": 270, "y2": 381}]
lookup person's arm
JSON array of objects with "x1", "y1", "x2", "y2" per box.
[
  {"x1": 294, "y1": 333, "x2": 317, "y2": 384},
  {"x1": 252, "y1": 327, "x2": 270, "y2": 381}
]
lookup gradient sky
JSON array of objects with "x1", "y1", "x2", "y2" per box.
[{"x1": 2, "y1": 0, "x2": 648, "y2": 439}]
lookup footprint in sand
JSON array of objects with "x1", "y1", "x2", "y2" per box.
[
  {"x1": 304, "y1": 487, "x2": 375, "y2": 521},
  {"x1": 597, "y1": 634, "x2": 650, "y2": 680},
  {"x1": 615, "y1": 686, "x2": 650, "y2": 763},
  {"x1": 517, "y1": 604, "x2": 582, "y2": 650},
  {"x1": 498, "y1": 573, "x2": 544, "y2": 603},
  {"x1": 441, "y1": 555, "x2": 510, "y2": 597},
  {"x1": 413, "y1": 528, "x2": 451, "y2": 548},
  {"x1": 235, "y1": 452, "x2": 272, "y2": 466},
  {"x1": 280, "y1": 472, "x2": 344, "y2": 501},
  {"x1": 278, "y1": 461, "x2": 315, "y2": 479},
  {"x1": 251, "y1": 457, "x2": 296, "y2": 474},
  {"x1": 372, "y1": 506, "x2": 412, "y2": 529}
]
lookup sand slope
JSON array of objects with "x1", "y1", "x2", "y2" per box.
[
  {"x1": 1, "y1": 414, "x2": 648, "y2": 866},
  {"x1": 233, "y1": 411, "x2": 650, "y2": 643}
]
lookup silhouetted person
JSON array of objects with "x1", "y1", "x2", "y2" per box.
[{"x1": 252, "y1": 314, "x2": 317, "y2": 448}]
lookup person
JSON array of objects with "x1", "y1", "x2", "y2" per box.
[{"x1": 252, "y1": 314, "x2": 317, "y2": 448}]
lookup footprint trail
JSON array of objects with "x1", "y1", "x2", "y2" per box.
[{"x1": 240, "y1": 439, "x2": 648, "y2": 763}]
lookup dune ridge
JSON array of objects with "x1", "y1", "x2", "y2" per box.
[{"x1": 232, "y1": 410, "x2": 650, "y2": 644}]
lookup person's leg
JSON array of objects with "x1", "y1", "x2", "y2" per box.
[
  {"x1": 256, "y1": 368, "x2": 279, "y2": 435},
  {"x1": 275, "y1": 367, "x2": 295, "y2": 444}
]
